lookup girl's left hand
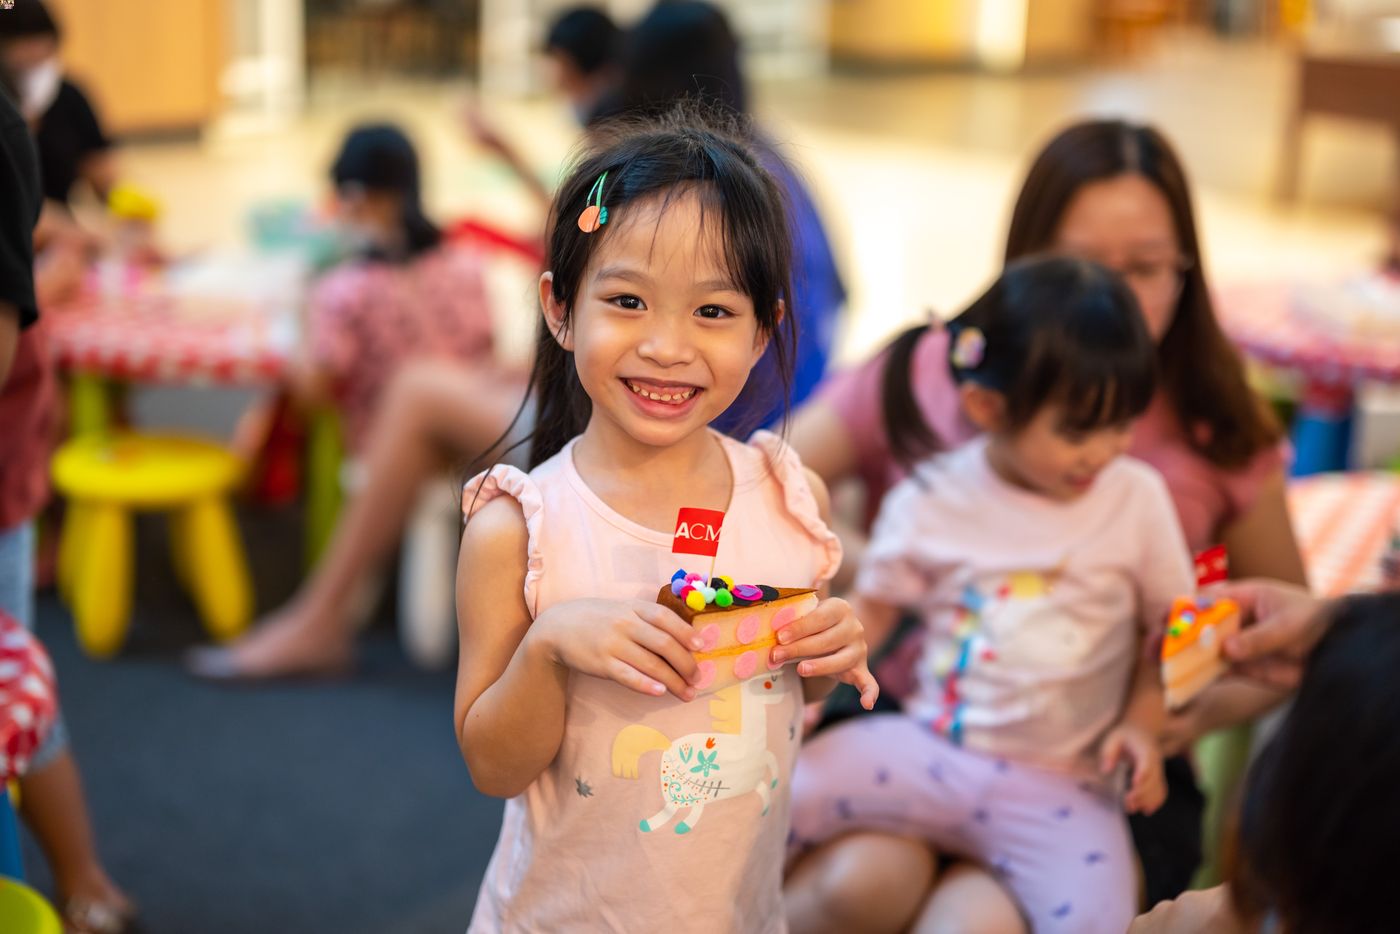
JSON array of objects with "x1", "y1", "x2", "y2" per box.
[
  {"x1": 770, "y1": 597, "x2": 880, "y2": 710},
  {"x1": 1100, "y1": 723, "x2": 1166, "y2": 815}
]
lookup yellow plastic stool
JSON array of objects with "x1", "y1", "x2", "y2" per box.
[
  {"x1": 52, "y1": 433, "x2": 252, "y2": 658},
  {"x1": 0, "y1": 878, "x2": 62, "y2": 934}
]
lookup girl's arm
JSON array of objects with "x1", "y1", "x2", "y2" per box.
[
  {"x1": 786, "y1": 468, "x2": 879, "y2": 707},
  {"x1": 453, "y1": 496, "x2": 569, "y2": 798},
  {"x1": 454, "y1": 497, "x2": 702, "y2": 797},
  {"x1": 1101, "y1": 649, "x2": 1168, "y2": 815}
]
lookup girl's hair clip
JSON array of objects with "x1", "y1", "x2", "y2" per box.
[
  {"x1": 951, "y1": 326, "x2": 986, "y2": 369},
  {"x1": 577, "y1": 170, "x2": 609, "y2": 233}
]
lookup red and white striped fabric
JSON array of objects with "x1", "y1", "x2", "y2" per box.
[
  {"x1": 47, "y1": 288, "x2": 292, "y2": 386},
  {"x1": 1288, "y1": 471, "x2": 1400, "y2": 597},
  {"x1": 0, "y1": 612, "x2": 58, "y2": 783},
  {"x1": 1218, "y1": 282, "x2": 1400, "y2": 388}
]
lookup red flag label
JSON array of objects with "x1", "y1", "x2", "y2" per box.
[
  {"x1": 1193, "y1": 545, "x2": 1228, "y2": 587},
  {"x1": 672, "y1": 507, "x2": 725, "y2": 557}
]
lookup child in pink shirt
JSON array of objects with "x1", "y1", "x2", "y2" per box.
[
  {"x1": 455, "y1": 115, "x2": 877, "y2": 932},
  {"x1": 790, "y1": 256, "x2": 1195, "y2": 933}
]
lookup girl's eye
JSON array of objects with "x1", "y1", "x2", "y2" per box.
[
  {"x1": 612, "y1": 295, "x2": 644, "y2": 310},
  {"x1": 696, "y1": 305, "x2": 733, "y2": 320}
]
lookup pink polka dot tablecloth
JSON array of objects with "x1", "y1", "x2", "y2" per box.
[
  {"x1": 1288, "y1": 471, "x2": 1400, "y2": 597},
  {"x1": 1218, "y1": 281, "x2": 1400, "y2": 388},
  {"x1": 46, "y1": 279, "x2": 297, "y2": 387}
]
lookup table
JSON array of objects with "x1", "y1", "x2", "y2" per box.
[
  {"x1": 1218, "y1": 281, "x2": 1400, "y2": 475},
  {"x1": 1288, "y1": 471, "x2": 1400, "y2": 597},
  {"x1": 1278, "y1": 23, "x2": 1400, "y2": 202},
  {"x1": 43, "y1": 258, "x2": 345, "y2": 563}
]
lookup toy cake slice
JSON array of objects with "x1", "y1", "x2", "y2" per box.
[
  {"x1": 658, "y1": 570, "x2": 818, "y2": 694},
  {"x1": 1161, "y1": 596, "x2": 1241, "y2": 710}
]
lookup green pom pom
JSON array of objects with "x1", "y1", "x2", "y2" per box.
[{"x1": 714, "y1": 589, "x2": 734, "y2": 608}]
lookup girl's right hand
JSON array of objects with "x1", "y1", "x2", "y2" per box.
[{"x1": 530, "y1": 599, "x2": 703, "y2": 701}]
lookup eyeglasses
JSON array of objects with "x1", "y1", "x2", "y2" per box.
[{"x1": 1112, "y1": 255, "x2": 1194, "y2": 304}]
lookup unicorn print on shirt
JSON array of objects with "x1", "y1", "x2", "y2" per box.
[{"x1": 611, "y1": 672, "x2": 789, "y2": 835}]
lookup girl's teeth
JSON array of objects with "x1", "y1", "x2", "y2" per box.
[{"x1": 627, "y1": 381, "x2": 694, "y2": 403}]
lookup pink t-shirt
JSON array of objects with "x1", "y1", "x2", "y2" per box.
[
  {"x1": 820, "y1": 325, "x2": 1284, "y2": 551},
  {"x1": 462, "y1": 431, "x2": 842, "y2": 933},
  {"x1": 309, "y1": 243, "x2": 492, "y2": 451},
  {"x1": 856, "y1": 436, "x2": 1195, "y2": 772}
]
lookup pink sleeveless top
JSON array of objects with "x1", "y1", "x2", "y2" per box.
[{"x1": 462, "y1": 430, "x2": 842, "y2": 933}]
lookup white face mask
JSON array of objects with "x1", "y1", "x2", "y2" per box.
[{"x1": 19, "y1": 57, "x2": 61, "y2": 121}]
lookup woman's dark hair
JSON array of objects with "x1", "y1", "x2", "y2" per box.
[
  {"x1": 930, "y1": 255, "x2": 1156, "y2": 442},
  {"x1": 0, "y1": 0, "x2": 61, "y2": 43},
  {"x1": 1229, "y1": 593, "x2": 1400, "y2": 934},
  {"x1": 615, "y1": 1, "x2": 747, "y2": 117},
  {"x1": 331, "y1": 122, "x2": 439, "y2": 259},
  {"x1": 881, "y1": 119, "x2": 1280, "y2": 470},
  {"x1": 543, "y1": 6, "x2": 619, "y2": 76},
  {"x1": 1006, "y1": 119, "x2": 1281, "y2": 467},
  {"x1": 506, "y1": 107, "x2": 794, "y2": 470}
]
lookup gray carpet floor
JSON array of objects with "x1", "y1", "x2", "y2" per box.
[{"x1": 23, "y1": 500, "x2": 502, "y2": 934}]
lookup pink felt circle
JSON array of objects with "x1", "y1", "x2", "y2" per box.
[
  {"x1": 771, "y1": 606, "x2": 797, "y2": 632},
  {"x1": 734, "y1": 651, "x2": 758, "y2": 681},
  {"x1": 698, "y1": 624, "x2": 721, "y2": 651},
  {"x1": 735, "y1": 614, "x2": 761, "y2": 645},
  {"x1": 694, "y1": 660, "x2": 716, "y2": 691}
]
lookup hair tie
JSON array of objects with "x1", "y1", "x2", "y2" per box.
[
  {"x1": 577, "y1": 171, "x2": 609, "y2": 233},
  {"x1": 951, "y1": 326, "x2": 986, "y2": 369}
]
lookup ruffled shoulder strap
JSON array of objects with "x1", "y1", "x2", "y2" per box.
[
  {"x1": 746, "y1": 430, "x2": 844, "y2": 584},
  {"x1": 462, "y1": 465, "x2": 545, "y2": 616}
]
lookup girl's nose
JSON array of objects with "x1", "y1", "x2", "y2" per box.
[{"x1": 637, "y1": 318, "x2": 696, "y2": 366}]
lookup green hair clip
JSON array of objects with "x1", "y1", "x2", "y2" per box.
[{"x1": 577, "y1": 171, "x2": 609, "y2": 233}]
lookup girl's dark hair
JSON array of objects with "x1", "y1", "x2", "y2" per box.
[
  {"x1": 543, "y1": 6, "x2": 619, "y2": 76},
  {"x1": 331, "y1": 123, "x2": 440, "y2": 260},
  {"x1": 616, "y1": 1, "x2": 747, "y2": 117},
  {"x1": 1229, "y1": 593, "x2": 1400, "y2": 934},
  {"x1": 0, "y1": 0, "x2": 61, "y2": 43},
  {"x1": 1005, "y1": 119, "x2": 1281, "y2": 466},
  {"x1": 949, "y1": 255, "x2": 1155, "y2": 435},
  {"x1": 510, "y1": 107, "x2": 794, "y2": 470}
]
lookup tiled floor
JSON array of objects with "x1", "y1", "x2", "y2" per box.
[{"x1": 116, "y1": 28, "x2": 1392, "y2": 367}]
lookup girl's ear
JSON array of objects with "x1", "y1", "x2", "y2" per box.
[
  {"x1": 959, "y1": 382, "x2": 1006, "y2": 432},
  {"x1": 751, "y1": 299, "x2": 783, "y2": 366},
  {"x1": 539, "y1": 271, "x2": 574, "y2": 352}
]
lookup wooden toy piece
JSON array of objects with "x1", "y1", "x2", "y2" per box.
[
  {"x1": 1161, "y1": 596, "x2": 1241, "y2": 710},
  {"x1": 658, "y1": 570, "x2": 818, "y2": 695}
]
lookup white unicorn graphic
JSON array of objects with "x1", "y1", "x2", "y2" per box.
[{"x1": 611, "y1": 671, "x2": 788, "y2": 835}]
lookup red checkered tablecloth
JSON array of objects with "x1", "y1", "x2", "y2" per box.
[
  {"x1": 46, "y1": 285, "x2": 295, "y2": 387},
  {"x1": 1288, "y1": 471, "x2": 1400, "y2": 597},
  {"x1": 1218, "y1": 282, "x2": 1400, "y2": 388}
]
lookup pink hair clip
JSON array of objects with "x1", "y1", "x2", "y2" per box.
[{"x1": 951, "y1": 326, "x2": 986, "y2": 369}]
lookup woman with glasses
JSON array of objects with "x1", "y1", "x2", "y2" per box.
[{"x1": 784, "y1": 119, "x2": 1307, "y2": 933}]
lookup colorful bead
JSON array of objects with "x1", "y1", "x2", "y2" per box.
[
  {"x1": 732, "y1": 584, "x2": 762, "y2": 601},
  {"x1": 685, "y1": 590, "x2": 706, "y2": 612},
  {"x1": 714, "y1": 589, "x2": 734, "y2": 608},
  {"x1": 671, "y1": 569, "x2": 687, "y2": 582},
  {"x1": 670, "y1": 579, "x2": 687, "y2": 597}
]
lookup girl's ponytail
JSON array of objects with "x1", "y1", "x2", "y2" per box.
[{"x1": 880, "y1": 323, "x2": 941, "y2": 471}]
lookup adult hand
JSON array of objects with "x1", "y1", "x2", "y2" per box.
[
  {"x1": 1205, "y1": 579, "x2": 1327, "y2": 690},
  {"x1": 1128, "y1": 886, "x2": 1243, "y2": 933}
]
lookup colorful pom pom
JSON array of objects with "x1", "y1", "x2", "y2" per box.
[
  {"x1": 671, "y1": 569, "x2": 687, "y2": 582},
  {"x1": 701, "y1": 587, "x2": 716, "y2": 603},
  {"x1": 718, "y1": 575, "x2": 734, "y2": 590},
  {"x1": 714, "y1": 590, "x2": 734, "y2": 608},
  {"x1": 671, "y1": 579, "x2": 687, "y2": 597},
  {"x1": 685, "y1": 590, "x2": 706, "y2": 612}
]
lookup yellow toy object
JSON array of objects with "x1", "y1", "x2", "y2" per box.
[
  {"x1": 106, "y1": 182, "x2": 161, "y2": 222},
  {"x1": 0, "y1": 878, "x2": 62, "y2": 934},
  {"x1": 52, "y1": 434, "x2": 252, "y2": 659}
]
